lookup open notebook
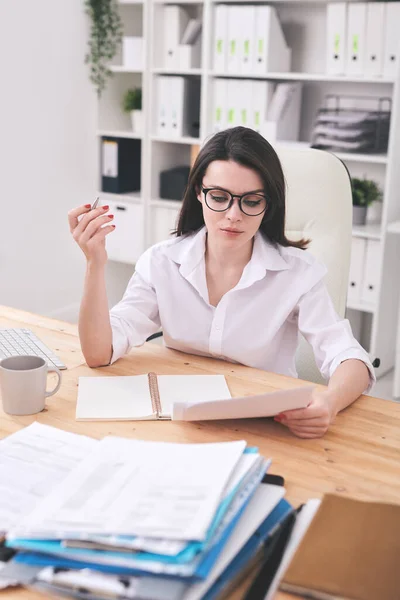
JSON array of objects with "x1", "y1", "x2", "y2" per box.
[
  {"x1": 76, "y1": 373, "x2": 313, "y2": 422},
  {"x1": 76, "y1": 373, "x2": 231, "y2": 421}
]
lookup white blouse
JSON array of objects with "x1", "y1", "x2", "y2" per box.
[{"x1": 110, "y1": 227, "x2": 374, "y2": 390}]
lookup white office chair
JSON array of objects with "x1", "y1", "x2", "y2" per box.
[
  {"x1": 276, "y1": 147, "x2": 352, "y2": 384},
  {"x1": 148, "y1": 146, "x2": 354, "y2": 385}
]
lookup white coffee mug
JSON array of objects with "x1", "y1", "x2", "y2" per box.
[{"x1": 0, "y1": 355, "x2": 62, "y2": 415}]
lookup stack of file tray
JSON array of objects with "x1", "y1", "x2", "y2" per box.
[{"x1": 311, "y1": 95, "x2": 391, "y2": 154}]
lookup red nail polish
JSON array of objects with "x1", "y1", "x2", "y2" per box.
[
  {"x1": 111, "y1": 224, "x2": 116, "y2": 228},
  {"x1": 102, "y1": 205, "x2": 109, "y2": 210},
  {"x1": 108, "y1": 214, "x2": 114, "y2": 219},
  {"x1": 85, "y1": 204, "x2": 91, "y2": 208}
]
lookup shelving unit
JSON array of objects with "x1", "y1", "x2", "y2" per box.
[{"x1": 96, "y1": 0, "x2": 400, "y2": 389}]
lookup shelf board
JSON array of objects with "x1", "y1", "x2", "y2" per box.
[
  {"x1": 151, "y1": 198, "x2": 182, "y2": 209},
  {"x1": 98, "y1": 191, "x2": 142, "y2": 204},
  {"x1": 110, "y1": 66, "x2": 143, "y2": 73},
  {"x1": 152, "y1": 67, "x2": 202, "y2": 76},
  {"x1": 346, "y1": 301, "x2": 376, "y2": 314},
  {"x1": 151, "y1": 134, "x2": 200, "y2": 144},
  {"x1": 210, "y1": 71, "x2": 395, "y2": 84},
  {"x1": 334, "y1": 152, "x2": 388, "y2": 165},
  {"x1": 387, "y1": 220, "x2": 400, "y2": 234},
  {"x1": 274, "y1": 141, "x2": 388, "y2": 165},
  {"x1": 352, "y1": 224, "x2": 382, "y2": 240},
  {"x1": 97, "y1": 130, "x2": 142, "y2": 139}
]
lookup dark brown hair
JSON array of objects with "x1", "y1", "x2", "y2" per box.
[{"x1": 176, "y1": 126, "x2": 309, "y2": 249}]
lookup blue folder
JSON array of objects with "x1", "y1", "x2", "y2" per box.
[{"x1": 203, "y1": 498, "x2": 293, "y2": 600}]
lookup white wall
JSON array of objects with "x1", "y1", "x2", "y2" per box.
[{"x1": 0, "y1": 0, "x2": 98, "y2": 321}]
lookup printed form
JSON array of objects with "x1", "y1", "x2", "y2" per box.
[
  {"x1": 11, "y1": 437, "x2": 247, "y2": 542},
  {"x1": 0, "y1": 423, "x2": 97, "y2": 534}
]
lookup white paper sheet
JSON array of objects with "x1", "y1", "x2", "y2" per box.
[
  {"x1": 79, "y1": 451, "x2": 262, "y2": 555},
  {"x1": 0, "y1": 423, "x2": 97, "y2": 533},
  {"x1": 172, "y1": 385, "x2": 314, "y2": 421},
  {"x1": 9, "y1": 437, "x2": 247, "y2": 542}
]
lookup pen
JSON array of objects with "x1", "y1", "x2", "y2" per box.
[
  {"x1": 91, "y1": 196, "x2": 100, "y2": 210},
  {"x1": 243, "y1": 506, "x2": 302, "y2": 600}
]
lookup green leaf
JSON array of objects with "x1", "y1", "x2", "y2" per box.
[{"x1": 84, "y1": 0, "x2": 123, "y2": 96}]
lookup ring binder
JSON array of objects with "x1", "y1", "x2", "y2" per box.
[{"x1": 148, "y1": 372, "x2": 162, "y2": 418}]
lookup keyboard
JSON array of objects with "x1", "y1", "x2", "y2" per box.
[{"x1": 0, "y1": 328, "x2": 67, "y2": 370}]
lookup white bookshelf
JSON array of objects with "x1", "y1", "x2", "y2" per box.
[{"x1": 97, "y1": 0, "x2": 400, "y2": 390}]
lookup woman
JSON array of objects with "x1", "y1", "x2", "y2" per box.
[{"x1": 68, "y1": 127, "x2": 374, "y2": 438}]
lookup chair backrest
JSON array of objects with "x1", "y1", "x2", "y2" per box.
[{"x1": 275, "y1": 147, "x2": 353, "y2": 384}]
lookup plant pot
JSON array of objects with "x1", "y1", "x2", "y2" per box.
[
  {"x1": 130, "y1": 110, "x2": 143, "y2": 134},
  {"x1": 352, "y1": 205, "x2": 367, "y2": 226},
  {"x1": 366, "y1": 201, "x2": 383, "y2": 225}
]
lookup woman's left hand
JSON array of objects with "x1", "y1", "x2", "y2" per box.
[{"x1": 274, "y1": 388, "x2": 337, "y2": 439}]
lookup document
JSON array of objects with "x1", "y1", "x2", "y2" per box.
[
  {"x1": 10, "y1": 437, "x2": 247, "y2": 542},
  {"x1": 172, "y1": 385, "x2": 313, "y2": 421},
  {"x1": 0, "y1": 423, "x2": 97, "y2": 534}
]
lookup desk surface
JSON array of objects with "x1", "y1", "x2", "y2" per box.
[{"x1": 1, "y1": 305, "x2": 400, "y2": 600}]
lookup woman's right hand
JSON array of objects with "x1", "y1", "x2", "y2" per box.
[{"x1": 68, "y1": 203, "x2": 115, "y2": 267}]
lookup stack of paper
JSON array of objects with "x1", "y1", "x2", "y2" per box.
[{"x1": 0, "y1": 424, "x2": 294, "y2": 600}]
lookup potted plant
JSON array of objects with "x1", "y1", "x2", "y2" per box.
[
  {"x1": 123, "y1": 88, "x2": 143, "y2": 134},
  {"x1": 85, "y1": 0, "x2": 123, "y2": 97},
  {"x1": 351, "y1": 177, "x2": 383, "y2": 226}
]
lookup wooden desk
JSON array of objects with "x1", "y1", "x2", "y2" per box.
[{"x1": 1, "y1": 306, "x2": 400, "y2": 600}]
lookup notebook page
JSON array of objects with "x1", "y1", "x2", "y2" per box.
[
  {"x1": 76, "y1": 375, "x2": 153, "y2": 420},
  {"x1": 10, "y1": 438, "x2": 247, "y2": 542},
  {"x1": 157, "y1": 375, "x2": 231, "y2": 418}
]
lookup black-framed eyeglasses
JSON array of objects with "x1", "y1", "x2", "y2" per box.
[{"x1": 202, "y1": 187, "x2": 268, "y2": 217}]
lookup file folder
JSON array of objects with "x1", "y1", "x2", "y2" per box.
[
  {"x1": 157, "y1": 76, "x2": 171, "y2": 136},
  {"x1": 345, "y1": 3, "x2": 367, "y2": 77},
  {"x1": 347, "y1": 237, "x2": 366, "y2": 304},
  {"x1": 326, "y1": 3, "x2": 347, "y2": 75},
  {"x1": 253, "y1": 6, "x2": 291, "y2": 74},
  {"x1": 164, "y1": 5, "x2": 190, "y2": 69},
  {"x1": 186, "y1": 492, "x2": 292, "y2": 600},
  {"x1": 238, "y1": 6, "x2": 256, "y2": 74},
  {"x1": 360, "y1": 239, "x2": 382, "y2": 305},
  {"x1": 226, "y1": 79, "x2": 240, "y2": 128},
  {"x1": 364, "y1": 3, "x2": 385, "y2": 78},
  {"x1": 227, "y1": 6, "x2": 241, "y2": 73},
  {"x1": 213, "y1": 79, "x2": 228, "y2": 132},
  {"x1": 158, "y1": 77, "x2": 200, "y2": 139},
  {"x1": 263, "y1": 82, "x2": 302, "y2": 143},
  {"x1": 383, "y1": 2, "x2": 400, "y2": 78},
  {"x1": 237, "y1": 80, "x2": 252, "y2": 128},
  {"x1": 251, "y1": 80, "x2": 274, "y2": 133},
  {"x1": 213, "y1": 4, "x2": 228, "y2": 72}
]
